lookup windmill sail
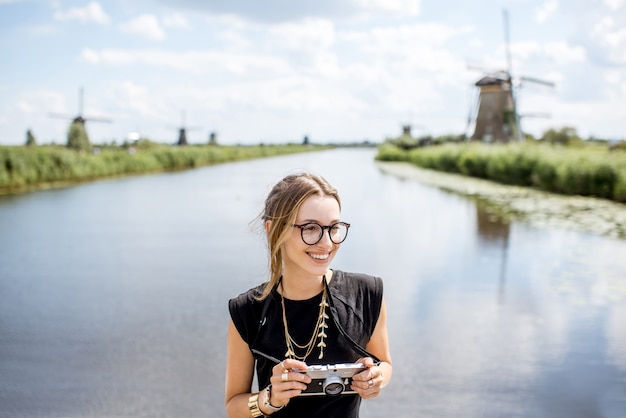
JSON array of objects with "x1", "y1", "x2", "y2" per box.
[{"x1": 48, "y1": 87, "x2": 112, "y2": 124}]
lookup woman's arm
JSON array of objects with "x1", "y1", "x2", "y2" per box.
[
  {"x1": 351, "y1": 298, "x2": 393, "y2": 398},
  {"x1": 225, "y1": 319, "x2": 310, "y2": 417},
  {"x1": 225, "y1": 319, "x2": 256, "y2": 418}
]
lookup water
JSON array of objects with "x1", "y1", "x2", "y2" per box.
[{"x1": 0, "y1": 148, "x2": 625, "y2": 417}]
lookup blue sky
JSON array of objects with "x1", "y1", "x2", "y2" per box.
[{"x1": 1, "y1": 0, "x2": 624, "y2": 145}]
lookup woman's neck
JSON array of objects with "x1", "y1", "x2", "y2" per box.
[{"x1": 280, "y1": 270, "x2": 333, "y2": 300}]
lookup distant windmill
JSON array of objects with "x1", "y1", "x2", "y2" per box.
[
  {"x1": 49, "y1": 87, "x2": 112, "y2": 126},
  {"x1": 173, "y1": 110, "x2": 201, "y2": 146},
  {"x1": 467, "y1": 10, "x2": 554, "y2": 143},
  {"x1": 49, "y1": 87, "x2": 112, "y2": 149}
]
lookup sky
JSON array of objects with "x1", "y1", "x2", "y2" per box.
[{"x1": 0, "y1": 0, "x2": 625, "y2": 146}]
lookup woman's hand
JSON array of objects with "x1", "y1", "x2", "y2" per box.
[
  {"x1": 351, "y1": 357, "x2": 385, "y2": 399},
  {"x1": 264, "y1": 358, "x2": 311, "y2": 409}
]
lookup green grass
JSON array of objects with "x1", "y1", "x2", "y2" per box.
[
  {"x1": 376, "y1": 142, "x2": 626, "y2": 203},
  {"x1": 0, "y1": 144, "x2": 331, "y2": 195}
]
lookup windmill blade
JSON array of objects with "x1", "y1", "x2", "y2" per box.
[
  {"x1": 48, "y1": 87, "x2": 113, "y2": 123},
  {"x1": 503, "y1": 9, "x2": 513, "y2": 76},
  {"x1": 78, "y1": 87, "x2": 84, "y2": 116},
  {"x1": 520, "y1": 112, "x2": 552, "y2": 119},
  {"x1": 48, "y1": 112, "x2": 75, "y2": 120},
  {"x1": 518, "y1": 76, "x2": 555, "y2": 88},
  {"x1": 465, "y1": 84, "x2": 479, "y2": 134},
  {"x1": 84, "y1": 116, "x2": 113, "y2": 123}
]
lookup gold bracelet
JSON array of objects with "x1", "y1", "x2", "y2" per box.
[{"x1": 247, "y1": 392, "x2": 265, "y2": 418}]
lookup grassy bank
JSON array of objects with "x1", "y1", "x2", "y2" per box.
[
  {"x1": 376, "y1": 142, "x2": 626, "y2": 203},
  {"x1": 0, "y1": 144, "x2": 331, "y2": 195}
]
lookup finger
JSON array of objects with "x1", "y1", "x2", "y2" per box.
[
  {"x1": 351, "y1": 379, "x2": 381, "y2": 399},
  {"x1": 356, "y1": 357, "x2": 375, "y2": 368},
  {"x1": 271, "y1": 370, "x2": 312, "y2": 386},
  {"x1": 270, "y1": 379, "x2": 309, "y2": 404},
  {"x1": 282, "y1": 358, "x2": 308, "y2": 371}
]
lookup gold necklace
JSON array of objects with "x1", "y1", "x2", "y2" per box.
[{"x1": 280, "y1": 279, "x2": 329, "y2": 361}]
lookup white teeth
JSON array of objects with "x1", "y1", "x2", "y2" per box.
[{"x1": 310, "y1": 253, "x2": 329, "y2": 260}]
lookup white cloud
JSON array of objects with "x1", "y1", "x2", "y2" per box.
[
  {"x1": 341, "y1": 22, "x2": 466, "y2": 75},
  {"x1": 269, "y1": 18, "x2": 336, "y2": 51},
  {"x1": 163, "y1": 13, "x2": 189, "y2": 29},
  {"x1": 120, "y1": 14, "x2": 167, "y2": 41},
  {"x1": 343, "y1": 22, "x2": 464, "y2": 51},
  {"x1": 592, "y1": 16, "x2": 626, "y2": 63},
  {"x1": 353, "y1": 0, "x2": 421, "y2": 16},
  {"x1": 604, "y1": 0, "x2": 625, "y2": 11},
  {"x1": 535, "y1": 0, "x2": 559, "y2": 23},
  {"x1": 53, "y1": 1, "x2": 110, "y2": 25},
  {"x1": 543, "y1": 42, "x2": 587, "y2": 64},
  {"x1": 106, "y1": 81, "x2": 162, "y2": 119},
  {"x1": 80, "y1": 47, "x2": 292, "y2": 75},
  {"x1": 513, "y1": 40, "x2": 586, "y2": 65}
]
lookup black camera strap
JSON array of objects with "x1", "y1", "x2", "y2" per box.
[
  {"x1": 323, "y1": 276, "x2": 381, "y2": 364},
  {"x1": 252, "y1": 276, "x2": 380, "y2": 365}
]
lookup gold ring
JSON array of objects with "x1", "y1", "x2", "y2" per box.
[{"x1": 281, "y1": 372, "x2": 289, "y2": 382}]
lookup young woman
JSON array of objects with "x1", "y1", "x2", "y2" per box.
[{"x1": 225, "y1": 173, "x2": 392, "y2": 418}]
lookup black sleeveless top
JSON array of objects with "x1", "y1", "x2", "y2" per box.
[{"x1": 228, "y1": 270, "x2": 383, "y2": 418}]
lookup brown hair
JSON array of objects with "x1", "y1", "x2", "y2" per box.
[{"x1": 257, "y1": 173, "x2": 341, "y2": 300}]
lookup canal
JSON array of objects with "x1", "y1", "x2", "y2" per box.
[{"x1": 0, "y1": 148, "x2": 625, "y2": 417}]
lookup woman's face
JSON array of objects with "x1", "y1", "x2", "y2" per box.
[{"x1": 281, "y1": 194, "x2": 342, "y2": 280}]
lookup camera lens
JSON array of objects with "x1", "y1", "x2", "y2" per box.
[{"x1": 323, "y1": 376, "x2": 345, "y2": 396}]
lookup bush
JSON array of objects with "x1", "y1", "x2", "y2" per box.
[
  {"x1": 540, "y1": 126, "x2": 583, "y2": 147},
  {"x1": 376, "y1": 141, "x2": 626, "y2": 203},
  {"x1": 610, "y1": 140, "x2": 626, "y2": 152},
  {"x1": 0, "y1": 144, "x2": 331, "y2": 194}
]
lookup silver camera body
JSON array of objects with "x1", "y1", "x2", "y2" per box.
[{"x1": 297, "y1": 363, "x2": 366, "y2": 396}]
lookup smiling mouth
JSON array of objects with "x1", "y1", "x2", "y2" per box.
[{"x1": 309, "y1": 252, "x2": 330, "y2": 260}]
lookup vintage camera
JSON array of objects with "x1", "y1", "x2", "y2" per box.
[{"x1": 296, "y1": 363, "x2": 366, "y2": 396}]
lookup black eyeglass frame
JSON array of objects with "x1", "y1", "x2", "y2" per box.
[{"x1": 292, "y1": 222, "x2": 351, "y2": 245}]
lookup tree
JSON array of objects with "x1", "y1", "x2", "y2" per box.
[
  {"x1": 541, "y1": 126, "x2": 582, "y2": 146},
  {"x1": 67, "y1": 121, "x2": 91, "y2": 151},
  {"x1": 25, "y1": 129, "x2": 37, "y2": 146}
]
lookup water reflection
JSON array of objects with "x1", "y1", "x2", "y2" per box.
[{"x1": 475, "y1": 208, "x2": 511, "y2": 304}]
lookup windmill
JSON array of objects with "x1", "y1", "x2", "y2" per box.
[
  {"x1": 49, "y1": 87, "x2": 112, "y2": 149},
  {"x1": 467, "y1": 10, "x2": 554, "y2": 143},
  {"x1": 49, "y1": 87, "x2": 112, "y2": 126},
  {"x1": 172, "y1": 110, "x2": 201, "y2": 146}
]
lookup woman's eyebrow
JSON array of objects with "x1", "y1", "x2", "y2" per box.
[{"x1": 296, "y1": 218, "x2": 342, "y2": 224}]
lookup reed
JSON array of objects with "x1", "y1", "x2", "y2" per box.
[
  {"x1": 0, "y1": 144, "x2": 330, "y2": 194},
  {"x1": 376, "y1": 142, "x2": 626, "y2": 203}
]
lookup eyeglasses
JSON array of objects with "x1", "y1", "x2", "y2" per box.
[{"x1": 292, "y1": 222, "x2": 350, "y2": 245}]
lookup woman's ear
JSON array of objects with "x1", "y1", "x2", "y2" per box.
[{"x1": 265, "y1": 220, "x2": 272, "y2": 237}]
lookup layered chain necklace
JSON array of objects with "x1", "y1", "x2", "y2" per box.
[{"x1": 280, "y1": 277, "x2": 329, "y2": 361}]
